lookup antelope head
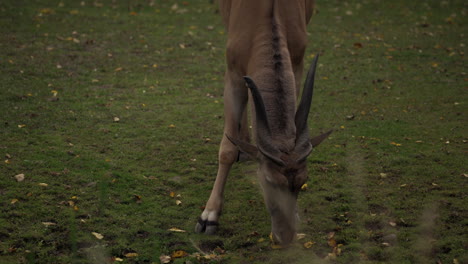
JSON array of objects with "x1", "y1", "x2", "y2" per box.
[{"x1": 227, "y1": 55, "x2": 331, "y2": 245}]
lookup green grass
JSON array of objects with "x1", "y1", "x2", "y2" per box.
[{"x1": 1, "y1": 0, "x2": 466, "y2": 263}]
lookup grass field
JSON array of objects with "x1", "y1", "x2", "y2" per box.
[{"x1": 0, "y1": 0, "x2": 466, "y2": 263}]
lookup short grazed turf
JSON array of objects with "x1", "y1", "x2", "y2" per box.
[{"x1": 0, "y1": 1, "x2": 466, "y2": 263}]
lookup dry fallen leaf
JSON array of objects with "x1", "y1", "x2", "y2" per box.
[
  {"x1": 11, "y1": 199, "x2": 19, "y2": 204},
  {"x1": 176, "y1": 200, "x2": 182, "y2": 206},
  {"x1": 303, "y1": 241, "x2": 315, "y2": 249},
  {"x1": 327, "y1": 232, "x2": 337, "y2": 247},
  {"x1": 124, "y1": 252, "x2": 138, "y2": 258},
  {"x1": 271, "y1": 244, "x2": 283, "y2": 249},
  {"x1": 42, "y1": 222, "x2": 57, "y2": 227},
  {"x1": 91, "y1": 232, "x2": 104, "y2": 240},
  {"x1": 14, "y1": 174, "x2": 25, "y2": 182},
  {"x1": 171, "y1": 250, "x2": 188, "y2": 258},
  {"x1": 268, "y1": 232, "x2": 283, "y2": 249},
  {"x1": 296, "y1": 233, "x2": 306, "y2": 240},
  {"x1": 38, "y1": 183, "x2": 48, "y2": 187},
  {"x1": 134, "y1": 194, "x2": 142, "y2": 201},
  {"x1": 159, "y1": 255, "x2": 171, "y2": 264},
  {"x1": 168, "y1": 227, "x2": 186, "y2": 233}
]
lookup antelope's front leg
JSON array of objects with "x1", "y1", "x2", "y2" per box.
[{"x1": 195, "y1": 75, "x2": 247, "y2": 234}]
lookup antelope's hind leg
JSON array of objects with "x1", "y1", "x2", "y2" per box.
[{"x1": 195, "y1": 74, "x2": 247, "y2": 234}]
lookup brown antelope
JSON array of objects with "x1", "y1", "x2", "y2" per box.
[{"x1": 195, "y1": 0, "x2": 331, "y2": 245}]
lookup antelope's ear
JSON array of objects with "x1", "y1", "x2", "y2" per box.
[
  {"x1": 225, "y1": 134, "x2": 258, "y2": 158},
  {"x1": 310, "y1": 130, "x2": 333, "y2": 147}
]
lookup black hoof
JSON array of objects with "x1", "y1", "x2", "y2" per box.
[{"x1": 195, "y1": 218, "x2": 219, "y2": 234}]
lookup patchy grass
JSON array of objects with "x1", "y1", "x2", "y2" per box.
[{"x1": 0, "y1": 0, "x2": 466, "y2": 263}]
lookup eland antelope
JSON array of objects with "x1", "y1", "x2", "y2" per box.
[{"x1": 195, "y1": 0, "x2": 331, "y2": 245}]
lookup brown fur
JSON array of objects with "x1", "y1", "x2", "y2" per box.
[{"x1": 196, "y1": 0, "x2": 317, "y2": 245}]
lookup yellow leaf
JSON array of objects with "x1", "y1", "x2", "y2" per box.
[
  {"x1": 175, "y1": 200, "x2": 182, "y2": 206},
  {"x1": 124, "y1": 252, "x2": 138, "y2": 258},
  {"x1": 168, "y1": 124, "x2": 176, "y2": 128},
  {"x1": 168, "y1": 227, "x2": 186, "y2": 233},
  {"x1": 304, "y1": 241, "x2": 315, "y2": 249},
  {"x1": 114, "y1": 67, "x2": 123, "y2": 72},
  {"x1": 300, "y1": 184, "x2": 308, "y2": 191},
  {"x1": 91, "y1": 232, "x2": 104, "y2": 239},
  {"x1": 38, "y1": 183, "x2": 48, "y2": 187},
  {"x1": 271, "y1": 244, "x2": 283, "y2": 249},
  {"x1": 169, "y1": 191, "x2": 175, "y2": 197},
  {"x1": 171, "y1": 250, "x2": 188, "y2": 258},
  {"x1": 18, "y1": 124, "x2": 26, "y2": 128},
  {"x1": 11, "y1": 199, "x2": 19, "y2": 204},
  {"x1": 152, "y1": 64, "x2": 158, "y2": 68}
]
